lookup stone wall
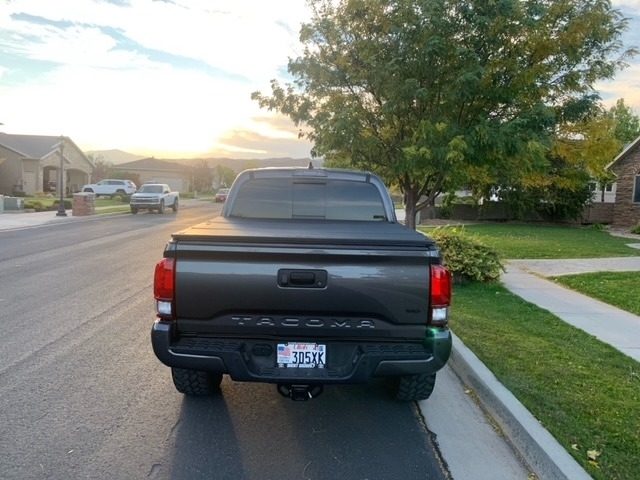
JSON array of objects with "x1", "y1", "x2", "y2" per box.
[
  {"x1": 610, "y1": 145, "x2": 640, "y2": 228},
  {"x1": 72, "y1": 192, "x2": 95, "y2": 216}
]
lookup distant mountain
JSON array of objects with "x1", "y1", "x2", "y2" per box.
[
  {"x1": 85, "y1": 149, "x2": 146, "y2": 165},
  {"x1": 85, "y1": 150, "x2": 323, "y2": 170}
]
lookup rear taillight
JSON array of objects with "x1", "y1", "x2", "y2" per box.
[
  {"x1": 154, "y1": 258, "x2": 175, "y2": 318},
  {"x1": 430, "y1": 264, "x2": 451, "y2": 326}
]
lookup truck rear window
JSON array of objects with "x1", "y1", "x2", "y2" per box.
[{"x1": 229, "y1": 179, "x2": 388, "y2": 221}]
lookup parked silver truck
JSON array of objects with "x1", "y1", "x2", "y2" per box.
[
  {"x1": 151, "y1": 166, "x2": 452, "y2": 401},
  {"x1": 130, "y1": 183, "x2": 178, "y2": 214}
]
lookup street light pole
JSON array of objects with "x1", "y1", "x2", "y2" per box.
[{"x1": 56, "y1": 136, "x2": 67, "y2": 217}]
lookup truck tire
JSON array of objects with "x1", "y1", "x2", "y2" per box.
[
  {"x1": 130, "y1": 206, "x2": 138, "y2": 214},
  {"x1": 172, "y1": 199, "x2": 178, "y2": 212},
  {"x1": 171, "y1": 368, "x2": 222, "y2": 396},
  {"x1": 158, "y1": 200, "x2": 164, "y2": 214},
  {"x1": 392, "y1": 373, "x2": 436, "y2": 402}
]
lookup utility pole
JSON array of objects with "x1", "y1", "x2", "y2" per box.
[{"x1": 56, "y1": 136, "x2": 67, "y2": 217}]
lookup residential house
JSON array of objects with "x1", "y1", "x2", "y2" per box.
[
  {"x1": 116, "y1": 158, "x2": 190, "y2": 192},
  {"x1": 0, "y1": 133, "x2": 93, "y2": 196},
  {"x1": 606, "y1": 135, "x2": 640, "y2": 228}
]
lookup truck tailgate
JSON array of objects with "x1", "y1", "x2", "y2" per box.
[{"x1": 169, "y1": 218, "x2": 437, "y2": 336}]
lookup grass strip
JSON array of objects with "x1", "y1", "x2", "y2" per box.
[
  {"x1": 420, "y1": 224, "x2": 640, "y2": 259},
  {"x1": 451, "y1": 282, "x2": 640, "y2": 480},
  {"x1": 551, "y1": 272, "x2": 640, "y2": 317}
]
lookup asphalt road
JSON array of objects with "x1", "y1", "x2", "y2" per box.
[{"x1": 0, "y1": 201, "x2": 456, "y2": 480}]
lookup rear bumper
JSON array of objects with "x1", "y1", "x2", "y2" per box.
[{"x1": 151, "y1": 319, "x2": 452, "y2": 384}]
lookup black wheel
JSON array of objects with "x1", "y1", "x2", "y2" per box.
[
  {"x1": 116, "y1": 189, "x2": 125, "y2": 196},
  {"x1": 130, "y1": 206, "x2": 138, "y2": 214},
  {"x1": 171, "y1": 368, "x2": 223, "y2": 396},
  {"x1": 391, "y1": 373, "x2": 436, "y2": 401},
  {"x1": 158, "y1": 200, "x2": 164, "y2": 214},
  {"x1": 172, "y1": 199, "x2": 178, "y2": 212}
]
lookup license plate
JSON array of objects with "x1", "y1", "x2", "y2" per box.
[{"x1": 277, "y1": 343, "x2": 326, "y2": 369}]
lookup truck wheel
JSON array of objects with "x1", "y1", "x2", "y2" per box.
[
  {"x1": 171, "y1": 368, "x2": 223, "y2": 396},
  {"x1": 172, "y1": 199, "x2": 178, "y2": 212},
  {"x1": 130, "y1": 206, "x2": 138, "y2": 214},
  {"x1": 158, "y1": 200, "x2": 164, "y2": 214},
  {"x1": 392, "y1": 373, "x2": 436, "y2": 401}
]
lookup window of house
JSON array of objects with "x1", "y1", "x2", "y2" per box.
[
  {"x1": 605, "y1": 184, "x2": 613, "y2": 192},
  {"x1": 634, "y1": 174, "x2": 640, "y2": 203}
]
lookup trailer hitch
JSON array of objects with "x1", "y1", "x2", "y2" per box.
[{"x1": 277, "y1": 384, "x2": 324, "y2": 401}]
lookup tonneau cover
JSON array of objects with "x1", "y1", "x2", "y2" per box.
[{"x1": 171, "y1": 217, "x2": 437, "y2": 248}]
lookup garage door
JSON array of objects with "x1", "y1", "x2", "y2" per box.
[{"x1": 155, "y1": 178, "x2": 183, "y2": 192}]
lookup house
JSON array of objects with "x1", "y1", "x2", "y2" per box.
[
  {"x1": 0, "y1": 133, "x2": 93, "y2": 196},
  {"x1": 606, "y1": 135, "x2": 640, "y2": 228},
  {"x1": 116, "y1": 158, "x2": 189, "y2": 192}
]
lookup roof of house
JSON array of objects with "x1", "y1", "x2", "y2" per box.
[
  {"x1": 117, "y1": 157, "x2": 186, "y2": 172},
  {"x1": 606, "y1": 135, "x2": 640, "y2": 171},
  {"x1": 0, "y1": 132, "x2": 93, "y2": 166}
]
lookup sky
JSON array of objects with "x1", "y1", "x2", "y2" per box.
[{"x1": 1, "y1": 0, "x2": 640, "y2": 161}]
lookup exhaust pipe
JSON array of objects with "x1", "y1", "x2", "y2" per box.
[{"x1": 277, "y1": 384, "x2": 324, "y2": 401}]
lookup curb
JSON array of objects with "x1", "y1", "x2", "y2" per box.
[{"x1": 449, "y1": 333, "x2": 593, "y2": 480}]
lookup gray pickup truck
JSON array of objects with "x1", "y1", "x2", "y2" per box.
[
  {"x1": 130, "y1": 183, "x2": 179, "y2": 214},
  {"x1": 151, "y1": 166, "x2": 452, "y2": 401}
]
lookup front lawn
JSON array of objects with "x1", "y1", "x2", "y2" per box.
[
  {"x1": 419, "y1": 223, "x2": 640, "y2": 259},
  {"x1": 552, "y1": 271, "x2": 640, "y2": 317},
  {"x1": 453, "y1": 282, "x2": 640, "y2": 480},
  {"x1": 420, "y1": 223, "x2": 640, "y2": 479}
]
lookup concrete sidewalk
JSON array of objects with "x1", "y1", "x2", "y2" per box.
[
  {"x1": 0, "y1": 207, "x2": 127, "y2": 231},
  {"x1": 505, "y1": 257, "x2": 640, "y2": 362}
]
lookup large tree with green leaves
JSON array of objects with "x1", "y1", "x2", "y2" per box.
[{"x1": 252, "y1": 0, "x2": 636, "y2": 228}]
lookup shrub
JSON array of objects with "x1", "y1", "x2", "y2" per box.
[
  {"x1": 12, "y1": 190, "x2": 27, "y2": 197},
  {"x1": 24, "y1": 200, "x2": 44, "y2": 211},
  {"x1": 631, "y1": 223, "x2": 640, "y2": 235},
  {"x1": 588, "y1": 223, "x2": 606, "y2": 231},
  {"x1": 112, "y1": 194, "x2": 122, "y2": 202},
  {"x1": 52, "y1": 199, "x2": 72, "y2": 209},
  {"x1": 429, "y1": 227, "x2": 505, "y2": 283},
  {"x1": 121, "y1": 194, "x2": 131, "y2": 204}
]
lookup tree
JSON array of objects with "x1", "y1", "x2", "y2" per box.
[
  {"x1": 608, "y1": 98, "x2": 640, "y2": 145},
  {"x1": 188, "y1": 159, "x2": 214, "y2": 193},
  {"x1": 214, "y1": 164, "x2": 237, "y2": 188},
  {"x1": 87, "y1": 154, "x2": 113, "y2": 183},
  {"x1": 252, "y1": 0, "x2": 636, "y2": 228}
]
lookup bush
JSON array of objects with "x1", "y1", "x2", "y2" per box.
[
  {"x1": 631, "y1": 223, "x2": 640, "y2": 235},
  {"x1": 24, "y1": 200, "x2": 44, "y2": 211},
  {"x1": 52, "y1": 199, "x2": 72, "y2": 209},
  {"x1": 430, "y1": 227, "x2": 505, "y2": 283},
  {"x1": 12, "y1": 190, "x2": 27, "y2": 197}
]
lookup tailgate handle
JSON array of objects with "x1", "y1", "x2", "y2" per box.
[
  {"x1": 278, "y1": 269, "x2": 327, "y2": 288},
  {"x1": 290, "y1": 272, "x2": 315, "y2": 285}
]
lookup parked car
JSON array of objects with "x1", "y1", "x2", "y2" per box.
[
  {"x1": 82, "y1": 179, "x2": 137, "y2": 198},
  {"x1": 214, "y1": 188, "x2": 229, "y2": 203}
]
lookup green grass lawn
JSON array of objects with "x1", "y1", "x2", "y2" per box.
[
  {"x1": 24, "y1": 196, "x2": 130, "y2": 212},
  {"x1": 552, "y1": 271, "x2": 640, "y2": 317},
  {"x1": 452, "y1": 283, "x2": 640, "y2": 480},
  {"x1": 423, "y1": 223, "x2": 640, "y2": 479},
  {"x1": 420, "y1": 223, "x2": 640, "y2": 259}
]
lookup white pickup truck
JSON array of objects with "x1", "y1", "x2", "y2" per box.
[{"x1": 130, "y1": 183, "x2": 179, "y2": 214}]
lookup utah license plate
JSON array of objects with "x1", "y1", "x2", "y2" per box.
[{"x1": 277, "y1": 343, "x2": 326, "y2": 368}]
